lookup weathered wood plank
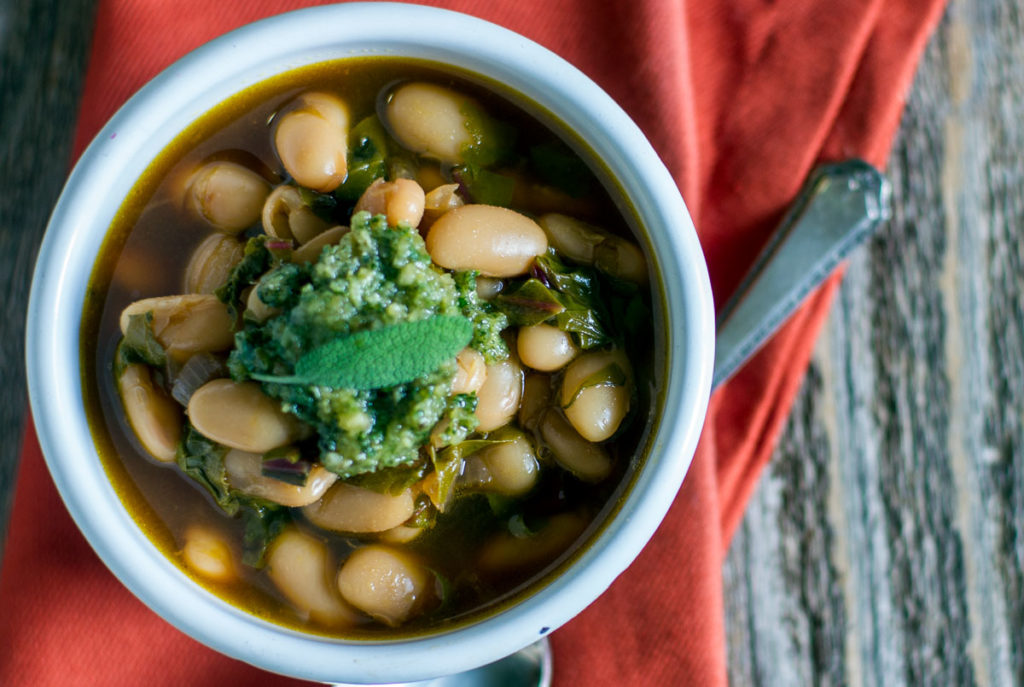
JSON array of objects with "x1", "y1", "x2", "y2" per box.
[
  {"x1": 724, "y1": 0, "x2": 1024, "y2": 684},
  {"x1": 0, "y1": 0, "x2": 98, "y2": 560}
]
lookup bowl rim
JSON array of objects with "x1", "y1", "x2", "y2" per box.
[{"x1": 25, "y1": 2, "x2": 714, "y2": 683}]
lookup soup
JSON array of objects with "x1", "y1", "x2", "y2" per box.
[{"x1": 82, "y1": 58, "x2": 657, "y2": 637}]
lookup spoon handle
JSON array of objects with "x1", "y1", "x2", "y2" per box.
[{"x1": 712, "y1": 159, "x2": 892, "y2": 389}]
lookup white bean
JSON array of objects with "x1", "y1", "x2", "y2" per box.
[
  {"x1": 539, "y1": 410, "x2": 612, "y2": 482},
  {"x1": 223, "y1": 449, "x2": 338, "y2": 507},
  {"x1": 292, "y1": 225, "x2": 349, "y2": 265},
  {"x1": 478, "y1": 512, "x2": 586, "y2": 574},
  {"x1": 518, "y1": 372, "x2": 551, "y2": 431},
  {"x1": 354, "y1": 178, "x2": 426, "y2": 229},
  {"x1": 302, "y1": 482, "x2": 415, "y2": 534},
  {"x1": 187, "y1": 379, "x2": 307, "y2": 453},
  {"x1": 184, "y1": 233, "x2": 245, "y2": 294},
  {"x1": 451, "y1": 347, "x2": 487, "y2": 395},
  {"x1": 244, "y1": 285, "x2": 280, "y2": 323},
  {"x1": 463, "y1": 428, "x2": 538, "y2": 496},
  {"x1": 537, "y1": 213, "x2": 604, "y2": 264},
  {"x1": 336, "y1": 545, "x2": 434, "y2": 627},
  {"x1": 560, "y1": 350, "x2": 631, "y2": 442},
  {"x1": 273, "y1": 91, "x2": 349, "y2": 192},
  {"x1": 182, "y1": 523, "x2": 237, "y2": 583},
  {"x1": 474, "y1": 356, "x2": 524, "y2": 432},
  {"x1": 517, "y1": 323, "x2": 578, "y2": 372},
  {"x1": 119, "y1": 294, "x2": 235, "y2": 363},
  {"x1": 262, "y1": 184, "x2": 330, "y2": 244},
  {"x1": 421, "y1": 182, "x2": 463, "y2": 230},
  {"x1": 426, "y1": 204, "x2": 547, "y2": 277},
  {"x1": 266, "y1": 526, "x2": 361, "y2": 627},
  {"x1": 384, "y1": 82, "x2": 482, "y2": 164},
  {"x1": 539, "y1": 213, "x2": 648, "y2": 283},
  {"x1": 186, "y1": 161, "x2": 271, "y2": 233},
  {"x1": 118, "y1": 363, "x2": 182, "y2": 462},
  {"x1": 593, "y1": 235, "x2": 648, "y2": 284}
]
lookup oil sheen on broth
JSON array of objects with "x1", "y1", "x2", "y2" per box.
[{"x1": 81, "y1": 58, "x2": 658, "y2": 638}]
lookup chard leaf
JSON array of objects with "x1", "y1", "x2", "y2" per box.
[
  {"x1": 528, "y1": 140, "x2": 593, "y2": 198},
  {"x1": 261, "y1": 446, "x2": 311, "y2": 486},
  {"x1": 348, "y1": 459, "x2": 429, "y2": 495},
  {"x1": 251, "y1": 315, "x2": 474, "y2": 390},
  {"x1": 493, "y1": 279, "x2": 565, "y2": 327},
  {"x1": 452, "y1": 164, "x2": 515, "y2": 207},
  {"x1": 334, "y1": 115, "x2": 388, "y2": 203},
  {"x1": 241, "y1": 504, "x2": 290, "y2": 568},
  {"x1": 176, "y1": 424, "x2": 238, "y2": 515},
  {"x1": 216, "y1": 236, "x2": 273, "y2": 319},
  {"x1": 424, "y1": 437, "x2": 518, "y2": 511},
  {"x1": 116, "y1": 312, "x2": 167, "y2": 375}
]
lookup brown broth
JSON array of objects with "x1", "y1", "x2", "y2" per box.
[{"x1": 81, "y1": 57, "x2": 663, "y2": 638}]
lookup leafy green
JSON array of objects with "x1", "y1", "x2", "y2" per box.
[
  {"x1": 348, "y1": 458, "x2": 430, "y2": 495},
  {"x1": 215, "y1": 236, "x2": 273, "y2": 319},
  {"x1": 175, "y1": 424, "x2": 238, "y2": 515},
  {"x1": 529, "y1": 140, "x2": 593, "y2": 198},
  {"x1": 251, "y1": 315, "x2": 473, "y2": 390},
  {"x1": 335, "y1": 115, "x2": 389, "y2": 203},
  {"x1": 452, "y1": 164, "x2": 515, "y2": 207},
  {"x1": 494, "y1": 260, "x2": 611, "y2": 349},
  {"x1": 241, "y1": 504, "x2": 290, "y2": 568},
  {"x1": 115, "y1": 312, "x2": 167, "y2": 376}
]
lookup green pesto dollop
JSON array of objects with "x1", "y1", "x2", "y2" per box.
[{"x1": 227, "y1": 211, "x2": 507, "y2": 478}]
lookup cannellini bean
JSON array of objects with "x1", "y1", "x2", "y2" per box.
[
  {"x1": 475, "y1": 276, "x2": 504, "y2": 300},
  {"x1": 118, "y1": 363, "x2": 181, "y2": 462},
  {"x1": 378, "y1": 525, "x2": 424, "y2": 545},
  {"x1": 266, "y1": 526, "x2": 361, "y2": 627},
  {"x1": 384, "y1": 82, "x2": 484, "y2": 164},
  {"x1": 537, "y1": 213, "x2": 604, "y2": 264},
  {"x1": 426, "y1": 205, "x2": 547, "y2": 277},
  {"x1": 244, "y1": 285, "x2": 281, "y2": 323},
  {"x1": 292, "y1": 225, "x2": 349, "y2": 264},
  {"x1": 421, "y1": 182, "x2": 463, "y2": 229},
  {"x1": 262, "y1": 184, "x2": 330, "y2": 244},
  {"x1": 560, "y1": 350, "x2": 631, "y2": 442},
  {"x1": 223, "y1": 449, "x2": 338, "y2": 507},
  {"x1": 462, "y1": 428, "x2": 538, "y2": 496},
  {"x1": 187, "y1": 379, "x2": 307, "y2": 453},
  {"x1": 336, "y1": 545, "x2": 434, "y2": 627},
  {"x1": 478, "y1": 512, "x2": 587, "y2": 574},
  {"x1": 451, "y1": 347, "x2": 487, "y2": 395},
  {"x1": 593, "y1": 235, "x2": 649, "y2": 284},
  {"x1": 354, "y1": 178, "x2": 426, "y2": 229},
  {"x1": 474, "y1": 356, "x2": 524, "y2": 432},
  {"x1": 186, "y1": 161, "x2": 271, "y2": 233},
  {"x1": 184, "y1": 233, "x2": 245, "y2": 294},
  {"x1": 273, "y1": 91, "x2": 349, "y2": 192},
  {"x1": 539, "y1": 410, "x2": 612, "y2": 482},
  {"x1": 517, "y1": 323, "x2": 578, "y2": 372},
  {"x1": 182, "y1": 524, "x2": 237, "y2": 583},
  {"x1": 119, "y1": 294, "x2": 235, "y2": 363},
  {"x1": 518, "y1": 373, "x2": 552, "y2": 431},
  {"x1": 302, "y1": 482, "x2": 415, "y2": 534},
  {"x1": 539, "y1": 213, "x2": 648, "y2": 284}
]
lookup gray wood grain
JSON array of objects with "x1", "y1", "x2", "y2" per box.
[
  {"x1": 723, "y1": 1, "x2": 1024, "y2": 684},
  {"x1": 0, "y1": 0, "x2": 98, "y2": 560}
]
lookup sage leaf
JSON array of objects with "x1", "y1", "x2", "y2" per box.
[{"x1": 252, "y1": 314, "x2": 474, "y2": 390}]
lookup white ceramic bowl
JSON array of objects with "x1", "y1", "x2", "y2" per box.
[{"x1": 25, "y1": 3, "x2": 714, "y2": 683}]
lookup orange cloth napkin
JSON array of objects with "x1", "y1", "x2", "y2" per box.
[{"x1": 1, "y1": 0, "x2": 946, "y2": 684}]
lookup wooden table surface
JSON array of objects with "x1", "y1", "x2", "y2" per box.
[{"x1": 1, "y1": 1, "x2": 1020, "y2": 685}]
